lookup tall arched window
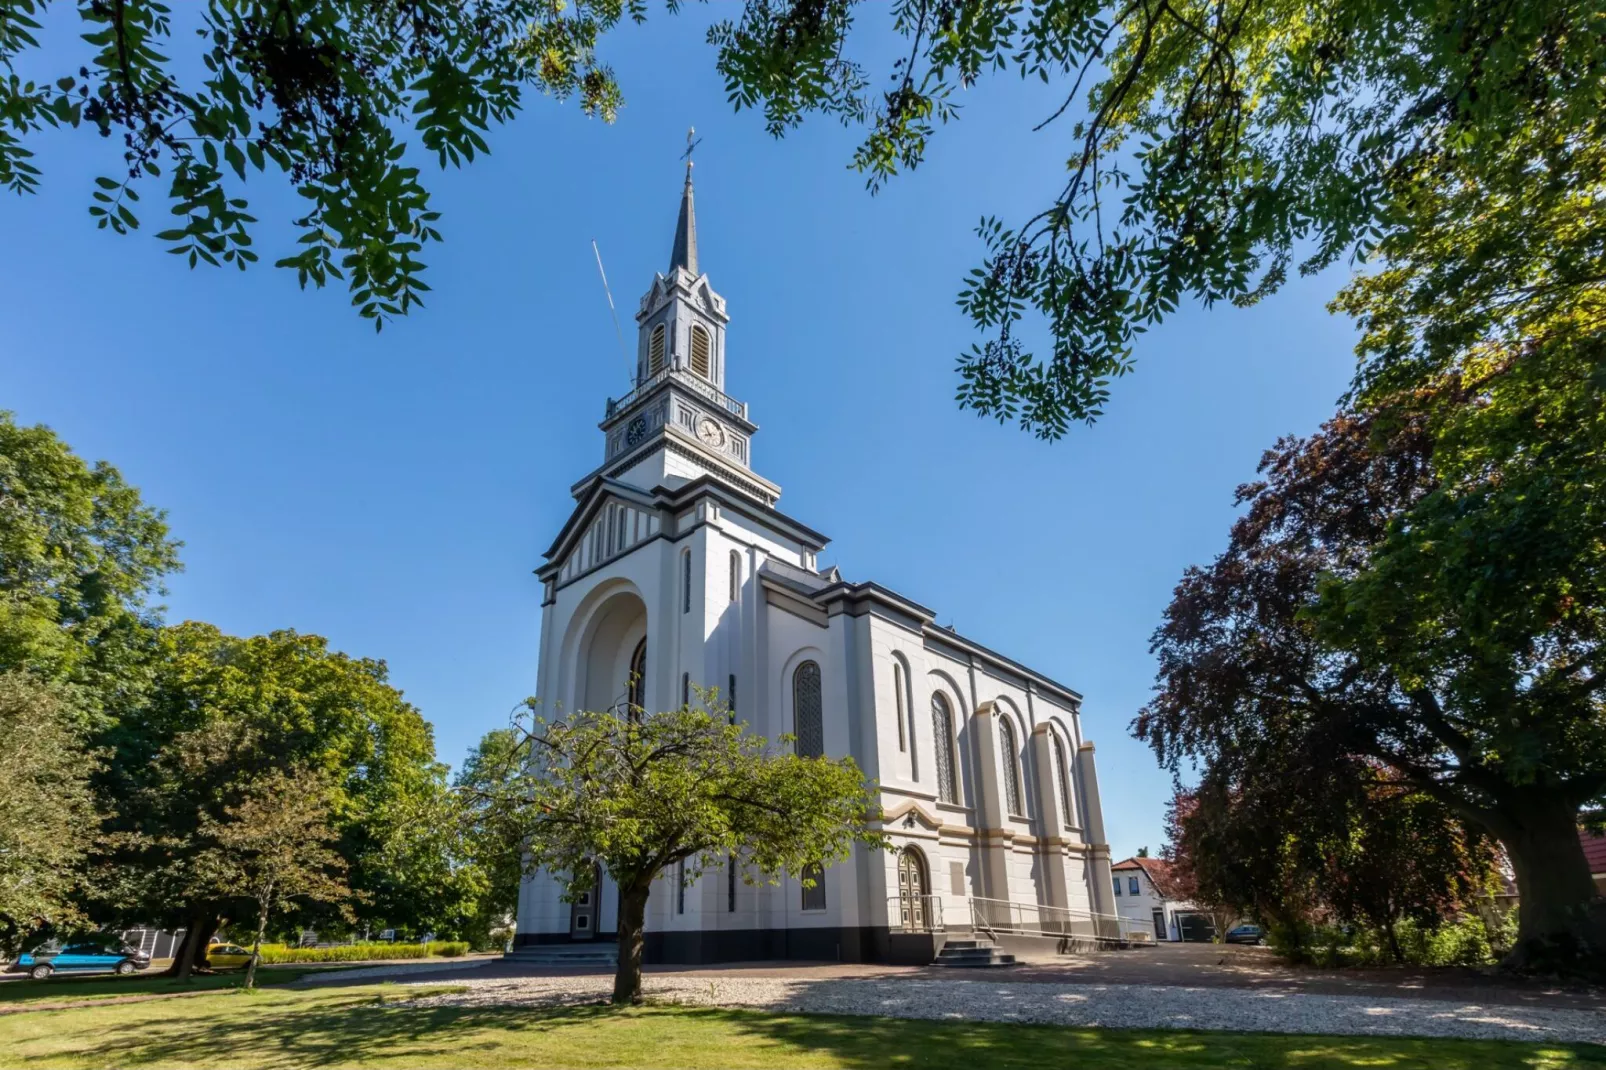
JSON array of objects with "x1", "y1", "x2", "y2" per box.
[
  {"x1": 648, "y1": 324, "x2": 666, "y2": 376},
  {"x1": 626, "y1": 638, "x2": 646, "y2": 719},
  {"x1": 682, "y1": 549, "x2": 692, "y2": 614},
  {"x1": 893, "y1": 662, "x2": 907, "y2": 752},
  {"x1": 729, "y1": 550, "x2": 740, "y2": 602},
  {"x1": 689, "y1": 324, "x2": 711, "y2": 379},
  {"x1": 998, "y1": 714, "x2": 1023, "y2": 817},
  {"x1": 1053, "y1": 732, "x2": 1075, "y2": 829},
  {"x1": 800, "y1": 862, "x2": 826, "y2": 911},
  {"x1": 793, "y1": 660, "x2": 823, "y2": 757},
  {"x1": 932, "y1": 692, "x2": 957, "y2": 804}
]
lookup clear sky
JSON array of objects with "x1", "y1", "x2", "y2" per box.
[{"x1": 3, "y1": 7, "x2": 1357, "y2": 860}]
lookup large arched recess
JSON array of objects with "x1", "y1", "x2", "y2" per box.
[{"x1": 560, "y1": 579, "x2": 649, "y2": 715}]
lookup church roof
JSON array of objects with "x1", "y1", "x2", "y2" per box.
[{"x1": 669, "y1": 166, "x2": 697, "y2": 275}]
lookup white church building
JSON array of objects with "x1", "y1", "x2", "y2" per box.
[{"x1": 514, "y1": 166, "x2": 1119, "y2": 964}]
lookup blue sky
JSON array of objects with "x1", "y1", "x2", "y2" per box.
[{"x1": 3, "y1": 7, "x2": 1357, "y2": 859}]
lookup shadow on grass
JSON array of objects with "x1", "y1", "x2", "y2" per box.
[
  {"x1": 0, "y1": 968, "x2": 310, "y2": 1006},
  {"x1": 19, "y1": 990, "x2": 1606, "y2": 1070}
]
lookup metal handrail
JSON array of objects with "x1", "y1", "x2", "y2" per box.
[
  {"x1": 966, "y1": 896, "x2": 1154, "y2": 945},
  {"x1": 605, "y1": 366, "x2": 747, "y2": 421},
  {"x1": 887, "y1": 893, "x2": 946, "y2": 933}
]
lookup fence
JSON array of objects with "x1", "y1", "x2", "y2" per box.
[
  {"x1": 967, "y1": 896, "x2": 1153, "y2": 945},
  {"x1": 887, "y1": 894, "x2": 946, "y2": 933}
]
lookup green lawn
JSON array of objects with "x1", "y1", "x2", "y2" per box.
[
  {"x1": 0, "y1": 983, "x2": 1601, "y2": 1069},
  {"x1": 0, "y1": 967, "x2": 316, "y2": 1006}
]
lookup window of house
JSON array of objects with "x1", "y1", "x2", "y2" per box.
[
  {"x1": 1129, "y1": 876, "x2": 1141, "y2": 896},
  {"x1": 676, "y1": 859, "x2": 686, "y2": 914},
  {"x1": 932, "y1": 692, "x2": 957, "y2": 804},
  {"x1": 649, "y1": 324, "x2": 666, "y2": 376},
  {"x1": 729, "y1": 549, "x2": 740, "y2": 602},
  {"x1": 728, "y1": 854, "x2": 737, "y2": 912},
  {"x1": 1053, "y1": 733, "x2": 1075, "y2": 828},
  {"x1": 794, "y1": 661, "x2": 823, "y2": 757},
  {"x1": 998, "y1": 714, "x2": 1023, "y2": 817},
  {"x1": 682, "y1": 672, "x2": 690, "y2": 710},
  {"x1": 682, "y1": 550, "x2": 692, "y2": 613},
  {"x1": 690, "y1": 324, "x2": 711, "y2": 379},
  {"x1": 728, "y1": 673, "x2": 736, "y2": 725},
  {"x1": 1113, "y1": 875, "x2": 1123, "y2": 897},
  {"x1": 800, "y1": 863, "x2": 826, "y2": 911}
]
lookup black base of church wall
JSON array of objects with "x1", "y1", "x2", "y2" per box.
[
  {"x1": 513, "y1": 931, "x2": 618, "y2": 948},
  {"x1": 643, "y1": 926, "x2": 890, "y2": 965},
  {"x1": 515, "y1": 927, "x2": 894, "y2": 964}
]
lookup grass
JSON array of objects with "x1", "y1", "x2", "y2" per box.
[
  {"x1": 0, "y1": 967, "x2": 318, "y2": 1006},
  {"x1": 0, "y1": 983, "x2": 1600, "y2": 1069}
]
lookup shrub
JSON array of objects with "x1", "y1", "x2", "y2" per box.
[{"x1": 250, "y1": 941, "x2": 470, "y2": 964}]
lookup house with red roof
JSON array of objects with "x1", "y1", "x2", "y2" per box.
[
  {"x1": 1584, "y1": 826, "x2": 1606, "y2": 895},
  {"x1": 1111, "y1": 856, "x2": 1217, "y2": 942}
]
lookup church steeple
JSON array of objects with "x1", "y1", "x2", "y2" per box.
[{"x1": 669, "y1": 163, "x2": 697, "y2": 276}]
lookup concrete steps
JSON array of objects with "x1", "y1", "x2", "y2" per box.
[
  {"x1": 931, "y1": 938, "x2": 1017, "y2": 968},
  {"x1": 503, "y1": 943, "x2": 619, "y2": 967}
]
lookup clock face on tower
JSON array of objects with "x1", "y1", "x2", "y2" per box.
[
  {"x1": 625, "y1": 416, "x2": 648, "y2": 446},
  {"x1": 696, "y1": 416, "x2": 726, "y2": 449}
]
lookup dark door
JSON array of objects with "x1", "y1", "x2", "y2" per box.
[{"x1": 1152, "y1": 909, "x2": 1165, "y2": 940}]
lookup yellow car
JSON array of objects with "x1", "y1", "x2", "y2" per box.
[{"x1": 205, "y1": 944, "x2": 255, "y2": 969}]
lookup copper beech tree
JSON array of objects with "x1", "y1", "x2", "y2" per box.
[
  {"x1": 464, "y1": 697, "x2": 886, "y2": 1005},
  {"x1": 1137, "y1": 374, "x2": 1606, "y2": 974}
]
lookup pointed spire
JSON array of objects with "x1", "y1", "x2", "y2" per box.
[{"x1": 669, "y1": 128, "x2": 699, "y2": 275}]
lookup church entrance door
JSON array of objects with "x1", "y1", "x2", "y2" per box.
[{"x1": 896, "y1": 847, "x2": 929, "y2": 931}]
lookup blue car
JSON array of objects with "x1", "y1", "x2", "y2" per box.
[{"x1": 13, "y1": 941, "x2": 151, "y2": 980}]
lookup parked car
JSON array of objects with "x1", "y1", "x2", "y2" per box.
[
  {"x1": 13, "y1": 941, "x2": 151, "y2": 980},
  {"x1": 1224, "y1": 924, "x2": 1267, "y2": 946},
  {"x1": 205, "y1": 944, "x2": 256, "y2": 970}
]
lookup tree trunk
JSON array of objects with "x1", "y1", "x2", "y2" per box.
[
  {"x1": 166, "y1": 909, "x2": 218, "y2": 980},
  {"x1": 612, "y1": 883, "x2": 650, "y2": 1005},
  {"x1": 1383, "y1": 918, "x2": 1402, "y2": 964},
  {"x1": 1498, "y1": 796, "x2": 1606, "y2": 977},
  {"x1": 244, "y1": 883, "x2": 272, "y2": 991}
]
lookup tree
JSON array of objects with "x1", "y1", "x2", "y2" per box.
[
  {"x1": 2, "y1": 0, "x2": 633, "y2": 326},
  {"x1": 707, "y1": 2, "x2": 1604, "y2": 437},
  {"x1": 198, "y1": 767, "x2": 350, "y2": 990},
  {"x1": 453, "y1": 727, "x2": 525, "y2": 949},
  {"x1": 465, "y1": 699, "x2": 886, "y2": 1004},
  {"x1": 1136, "y1": 382, "x2": 1606, "y2": 973},
  {"x1": 0, "y1": 672, "x2": 99, "y2": 957},
  {"x1": 0, "y1": 410, "x2": 179, "y2": 718},
  {"x1": 1159, "y1": 790, "x2": 1236, "y2": 942},
  {"x1": 92, "y1": 621, "x2": 449, "y2": 978}
]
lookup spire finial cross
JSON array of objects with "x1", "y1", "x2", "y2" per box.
[{"x1": 681, "y1": 126, "x2": 702, "y2": 179}]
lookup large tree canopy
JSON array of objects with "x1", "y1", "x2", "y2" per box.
[
  {"x1": 1135, "y1": 363, "x2": 1606, "y2": 972},
  {"x1": 0, "y1": 410, "x2": 179, "y2": 714},
  {"x1": 92, "y1": 622, "x2": 453, "y2": 971}
]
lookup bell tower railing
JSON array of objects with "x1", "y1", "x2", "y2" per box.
[{"x1": 606, "y1": 366, "x2": 747, "y2": 422}]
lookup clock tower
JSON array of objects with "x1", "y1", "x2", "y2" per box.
[{"x1": 592, "y1": 156, "x2": 779, "y2": 507}]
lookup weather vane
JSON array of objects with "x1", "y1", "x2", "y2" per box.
[{"x1": 681, "y1": 126, "x2": 702, "y2": 176}]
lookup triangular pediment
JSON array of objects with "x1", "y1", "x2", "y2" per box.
[{"x1": 539, "y1": 479, "x2": 662, "y2": 583}]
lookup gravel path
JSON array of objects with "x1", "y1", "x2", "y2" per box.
[{"x1": 391, "y1": 974, "x2": 1606, "y2": 1045}]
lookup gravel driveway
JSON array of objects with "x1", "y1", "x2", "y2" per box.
[{"x1": 393, "y1": 974, "x2": 1606, "y2": 1045}]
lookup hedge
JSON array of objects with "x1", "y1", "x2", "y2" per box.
[{"x1": 250, "y1": 941, "x2": 470, "y2": 964}]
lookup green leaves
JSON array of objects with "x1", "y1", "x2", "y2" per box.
[{"x1": 8, "y1": 0, "x2": 634, "y2": 328}]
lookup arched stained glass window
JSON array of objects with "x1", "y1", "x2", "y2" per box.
[
  {"x1": 648, "y1": 324, "x2": 666, "y2": 376},
  {"x1": 690, "y1": 324, "x2": 711, "y2": 378},
  {"x1": 800, "y1": 862, "x2": 826, "y2": 911},
  {"x1": 682, "y1": 550, "x2": 692, "y2": 614},
  {"x1": 793, "y1": 661, "x2": 823, "y2": 758},
  {"x1": 998, "y1": 714, "x2": 1023, "y2": 817},
  {"x1": 932, "y1": 692, "x2": 957, "y2": 804},
  {"x1": 1053, "y1": 733, "x2": 1075, "y2": 829},
  {"x1": 627, "y1": 639, "x2": 646, "y2": 720},
  {"x1": 893, "y1": 662, "x2": 906, "y2": 752}
]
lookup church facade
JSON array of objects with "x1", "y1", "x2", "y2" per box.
[{"x1": 515, "y1": 168, "x2": 1118, "y2": 964}]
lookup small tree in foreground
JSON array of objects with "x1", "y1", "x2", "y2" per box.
[
  {"x1": 466, "y1": 698, "x2": 887, "y2": 1004},
  {"x1": 199, "y1": 768, "x2": 351, "y2": 990}
]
